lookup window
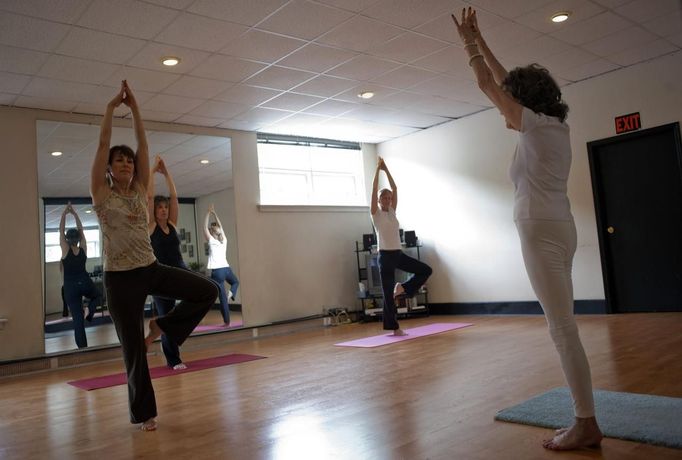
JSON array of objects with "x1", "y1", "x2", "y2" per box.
[{"x1": 257, "y1": 134, "x2": 367, "y2": 206}]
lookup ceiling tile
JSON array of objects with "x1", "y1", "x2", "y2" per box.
[
  {"x1": 0, "y1": 93, "x2": 17, "y2": 105},
  {"x1": 55, "y1": 28, "x2": 147, "y2": 64},
  {"x1": 261, "y1": 92, "x2": 326, "y2": 111},
  {"x1": 104, "y1": 67, "x2": 181, "y2": 93},
  {"x1": 550, "y1": 11, "x2": 633, "y2": 45},
  {"x1": 583, "y1": 27, "x2": 659, "y2": 57},
  {"x1": 243, "y1": 65, "x2": 316, "y2": 90},
  {"x1": 332, "y1": 83, "x2": 398, "y2": 102},
  {"x1": 78, "y1": 0, "x2": 178, "y2": 40},
  {"x1": 538, "y1": 46, "x2": 602, "y2": 75},
  {"x1": 142, "y1": 94, "x2": 205, "y2": 113},
  {"x1": 370, "y1": 65, "x2": 439, "y2": 90},
  {"x1": 228, "y1": 107, "x2": 293, "y2": 126},
  {"x1": 415, "y1": 9, "x2": 503, "y2": 43},
  {"x1": 188, "y1": 0, "x2": 289, "y2": 26},
  {"x1": 219, "y1": 30, "x2": 306, "y2": 63},
  {"x1": 154, "y1": 13, "x2": 249, "y2": 52},
  {"x1": 0, "y1": 13, "x2": 71, "y2": 52},
  {"x1": 37, "y1": 55, "x2": 119, "y2": 85},
  {"x1": 477, "y1": 21, "x2": 543, "y2": 53},
  {"x1": 0, "y1": 44, "x2": 50, "y2": 74},
  {"x1": 144, "y1": 0, "x2": 195, "y2": 8},
  {"x1": 264, "y1": 112, "x2": 329, "y2": 134},
  {"x1": 257, "y1": 0, "x2": 354, "y2": 40},
  {"x1": 467, "y1": 0, "x2": 557, "y2": 19},
  {"x1": 362, "y1": 0, "x2": 458, "y2": 29},
  {"x1": 189, "y1": 100, "x2": 250, "y2": 119},
  {"x1": 367, "y1": 32, "x2": 449, "y2": 63},
  {"x1": 190, "y1": 55, "x2": 267, "y2": 82},
  {"x1": 137, "y1": 109, "x2": 182, "y2": 123},
  {"x1": 302, "y1": 99, "x2": 358, "y2": 116},
  {"x1": 502, "y1": 35, "x2": 573, "y2": 63},
  {"x1": 277, "y1": 44, "x2": 357, "y2": 73},
  {"x1": 15, "y1": 95, "x2": 79, "y2": 112},
  {"x1": 0, "y1": 71, "x2": 31, "y2": 94},
  {"x1": 607, "y1": 39, "x2": 679, "y2": 67},
  {"x1": 591, "y1": 0, "x2": 631, "y2": 7},
  {"x1": 0, "y1": 0, "x2": 91, "y2": 23},
  {"x1": 173, "y1": 114, "x2": 224, "y2": 127},
  {"x1": 326, "y1": 55, "x2": 401, "y2": 81},
  {"x1": 23, "y1": 77, "x2": 99, "y2": 101},
  {"x1": 552, "y1": 58, "x2": 620, "y2": 82},
  {"x1": 642, "y1": 14, "x2": 682, "y2": 38},
  {"x1": 214, "y1": 84, "x2": 281, "y2": 105},
  {"x1": 315, "y1": 0, "x2": 380, "y2": 13},
  {"x1": 411, "y1": 46, "x2": 471, "y2": 79},
  {"x1": 317, "y1": 15, "x2": 403, "y2": 52},
  {"x1": 163, "y1": 76, "x2": 233, "y2": 99},
  {"x1": 290, "y1": 75, "x2": 358, "y2": 97},
  {"x1": 615, "y1": 0, "x2": 680, "y2": 23}
]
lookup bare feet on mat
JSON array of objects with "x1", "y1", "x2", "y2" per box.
[
  {"x1": 543, "y1": 417, "x2": 602, "y2": 450},
  {"x1": 172, "y1": 363, "x2": 187, "y2": 370},
  {"x1": 140, "y1": 418, "x2": 157, "y2": 431},
  {"x1": 392, "y1": 328, "x2": 407, "y2": 336},
  {"x1": 144, "y1": 319, "x2": 162, "y2": 351},
  {"x1": 223, "y1": 322, "x2": 230, "y2": 327}
]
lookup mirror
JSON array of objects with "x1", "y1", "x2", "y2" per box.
[{"x1": 37, "y1": 120, "x2": 242, "y2": 354}]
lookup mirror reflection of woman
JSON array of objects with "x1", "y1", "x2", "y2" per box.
[
  {"x1": 90, "y1": 80, "x2": 218, "y2": 432},
  {"x1": 59, "y1": 202, "x2": 103, "y2": 349},
  {"x1": 204, "y1": 204, "x2": 239, "y2": 326},
  {"x1": 147, "y1": 155, "x2": 188, "y2": 371}
]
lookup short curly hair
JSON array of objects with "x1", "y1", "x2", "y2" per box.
[{"x1": 502, "y1": 64, "x2": 569, "y2": 122}]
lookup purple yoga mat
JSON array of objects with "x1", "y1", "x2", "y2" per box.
[
  {"x1": 67, "y1": 353, "x2": 266, "y2": 391},
  {"x1": 193, "y1": 319, "x2": 243, "y2": 332},
  {"x1": 334, "y1": 322, "x2": 473, "y2": 348}
]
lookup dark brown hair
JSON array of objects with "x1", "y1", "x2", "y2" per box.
[
  {"x1": 502, "y1": 64, "x2": 569, "y2": 122},
  {"x1": 108, "y1": 145, "x2": 135, "y2": 165}
]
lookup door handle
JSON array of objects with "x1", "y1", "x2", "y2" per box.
[{"x1": 607, "y1": 226, "x2": 615, "y2": 234}]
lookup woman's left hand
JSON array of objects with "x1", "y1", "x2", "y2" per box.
[
  {"x1": 451, "y1": 7, "x2": 478, "y2": 45},
  {"x1": 121, "y1": 80, "x2": 138, "y2": 109}
]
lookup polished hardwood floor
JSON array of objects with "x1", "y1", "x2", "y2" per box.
[{"x1": 2, "y1": 313, "x2": 681, "y2": 459}]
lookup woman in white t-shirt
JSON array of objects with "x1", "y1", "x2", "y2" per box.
[
  {"x1": 204, "y1": 204, "x2": 239, "y2": 326},
  {"x1": 370, "y1": 157, "x2": 432, "y2": 336},
  {"x1": 453, "y1": 8, "x2": 602, "y2": 450}
]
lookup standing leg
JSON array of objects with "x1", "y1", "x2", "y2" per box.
[
  {"x1": 210, "y1": 267, "x2": 230, "y2": 323},
  {"x1": 82, "y1": 276, "x2": 103, "y2": 322},
  {"x1": 104, "y1": 267, "x2": 157, "y2": 426},
  {"x1": 516, "y1": 219, "x2": 602, "y2": 450},
  {"x1": 63, "y1": 280, "x2": 87, "y2": 348},
  {"x1": 378, "y1": 251, "x2": 400, "y2": 331},
  {"x1": 152, "y1": 296, "x2": 183, "y2": 368}
]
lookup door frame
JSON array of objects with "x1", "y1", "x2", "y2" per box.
[{"x1": 587, "y1": 122, "x2": 682, "y2": 313}]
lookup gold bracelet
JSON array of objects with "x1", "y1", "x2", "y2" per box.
[
  {"x1": 464, "y1": 42, "x2": 478, "y2": 49},
  {"x1": 468, "y1": 54, "x2": 484, "y2": 66}
]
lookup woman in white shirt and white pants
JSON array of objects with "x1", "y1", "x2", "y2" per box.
[{"x1": 204, "y1": 204, "x2": 239, "y2": 326}]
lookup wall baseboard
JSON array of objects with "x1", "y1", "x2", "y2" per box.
[{"x1": 428, "y1": 300, "x2": 606, "y2": 315}]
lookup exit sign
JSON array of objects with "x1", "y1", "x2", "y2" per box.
[{"x1": 615, "y1": 112, "x2": 641, "y2": 134}]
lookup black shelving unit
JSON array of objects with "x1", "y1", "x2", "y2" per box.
[{"x1": 354, "y1": 240, "x2": 429, "y2": 322}]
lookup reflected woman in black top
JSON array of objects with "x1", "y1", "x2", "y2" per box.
[
  {"x1": 147, "y1": 155, "x2": 188, "y2": 370},
  {"x1": 59, "y1": 202, "x2": 103, "y2": 348}
]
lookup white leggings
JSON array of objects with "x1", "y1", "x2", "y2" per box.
[{"x1": 516, "y1": 219, "x2": 595, "y2": 418}]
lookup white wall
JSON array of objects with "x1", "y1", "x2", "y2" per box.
[{"x1": 377, "y1": 51, "x2": 682, "y2": 303}]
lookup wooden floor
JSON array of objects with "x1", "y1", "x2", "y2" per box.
[{"x1": 2, "y1": 313, "x2": 681, "y2": 459}]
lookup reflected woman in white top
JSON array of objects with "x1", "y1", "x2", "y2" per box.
[
  {"x1": 453, "y1": 8, "x2": 602, "y2": 450},
  {"x1": 370, "y1": 157, "x2": 432, "y2": 336},
  {"x1": 204, "y1": 204, "x2": 239, "y2": 326}
]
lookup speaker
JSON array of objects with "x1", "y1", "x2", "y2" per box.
[
  {"x1": 404, "y1": 230, "x2": 417, "y2": 247},
  {"x1": 362, "y1": 233, "x2": 377, "y2": 250}
]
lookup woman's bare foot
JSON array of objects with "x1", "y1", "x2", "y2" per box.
[
  {"x1": 144, "y1": 319, "x2": 162, "y2": 351},
  {"x1": 543, "y1": 417, "x2": 602, "y2": 450},
  {"x1": 392, "y1": 328, "x2": 407, "y2": 336},
  {"x1": 393, "y1": 283, "x2": 405, "y2": 298},
  {"x1": 140, "y1": 418, "x2": 157, "y2": 431},
  {"x1": 172, "y1": 363, "x2": 187, "y2": 370}
]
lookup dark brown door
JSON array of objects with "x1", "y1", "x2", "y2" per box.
[{"x1": 588, "y1": 122, "x2": 682, "y2": 313}]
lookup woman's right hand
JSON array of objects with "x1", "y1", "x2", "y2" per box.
[
  {"x1": 208, "y1": 204, "x2": 215, "y2": 213},
  {"x1": 108, "y1": 81, "x2": 126, "y2": 108},
  {"x1": 121, "y1": 80, "x2": 138, "y2": 109},
  {"x1": 451, "y1": 7, "x2": 478, "y2": 45}
]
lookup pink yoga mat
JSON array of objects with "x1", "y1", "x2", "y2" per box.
[
  {"x1": 334, "y1": 322, "x2": 473, "y2": 348},
  {"x1": 193, "y1": 320, "x2": 243, "y2": 332},
  {"x1": 67, "y1": 353, "x2": 266, "y2": 391}
]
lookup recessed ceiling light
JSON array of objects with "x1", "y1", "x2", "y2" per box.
[
  {"x1": 51, "y1": 151, "x2": 62, "y2": 157},
  {"x1": 85, "y1": 209, "x2": 92, "y2": 214},
  {"x1": 358, "y1": 91, "x2": 374, "y2": 99},
  {"x1": 161, "y1": 56, "x2": 180, "y2": 66},
  {"x1": 551, "y1": 11, "x2": 570, "y2": 23},
  {"x1": 200, "y1": 159, "x2": 210, "y2": 164}
]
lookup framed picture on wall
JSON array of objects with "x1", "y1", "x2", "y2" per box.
[
  {"x1": 204, "y1": 242, "x2": 209, "y2": 256},
  {"x1": 181, "y1": 244, "x2": 187, "y2": 253},
  {"x1": 179, "y1": 228, "x2": 186, "y2": 240},
  {"x1": 186, "y1": 232, "x2": 191, "y2": 243},
  {"x1": 188, "y1": 245, "x2": 194, "y2": 258}
]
